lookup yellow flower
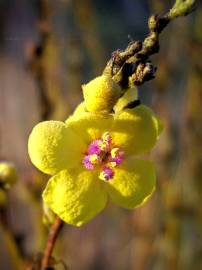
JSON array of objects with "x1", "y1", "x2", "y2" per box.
[{"x1": 28, "y1": 105, "x2": 163, "y2": 226}]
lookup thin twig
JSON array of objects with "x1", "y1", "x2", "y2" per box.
[{"x1": 41, "y1": 216, "x2": 64, "y2": 270}]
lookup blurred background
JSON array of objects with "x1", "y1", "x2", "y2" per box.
[{"x1": 0, "y1": 0, "x2": 202, "y2": 269}]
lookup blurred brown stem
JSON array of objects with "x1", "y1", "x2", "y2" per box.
[{"x1": 41, "y1": 216, "x2": 64, "y2": 270}]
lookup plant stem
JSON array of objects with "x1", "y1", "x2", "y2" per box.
[
  {"x1": 103, "y1": 0, "x2": 195, "y2": 90},
  {"x1": 41, "y1": 216, "x2": 64, "y2": 270}
]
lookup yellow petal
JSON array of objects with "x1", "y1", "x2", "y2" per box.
[
  {"x1": 105, "y1": 158, "x2": 156, "y2": 209},
  {"x1": 153, "y1": 115, "x2": 164, "y2": 138},
  {"x1": 66, "y1": 112, "x2": 113, "y2": 143},
  {"x1": 28, "y1": 121, "x2": 85, "y2": 175},
  {"x1": 73, "y1": 101, "x2": 87, "y2": 115},
  {"x1": 111, "y1": 105, "x2": 162, "y2": 155},
  {"x1": 113, "y1": 86, "x2": 138, "y2": 113},
  {"x1": 42, "y1": 169, "x2": 108, "y2": 226}
]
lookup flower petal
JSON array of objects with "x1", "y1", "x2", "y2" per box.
[
  {"x1": 66, "y1": 112, "x2": 113, "y2": 143},
  {"x1": 42, "y1": 169, "x2": 108, "y2": 226},
  {"x1": 153, "y1": 115, "x2": 164, "y2": 138},
  {"x1": 28, "y1": 121, "x2": 85, "y2": 175},
  {"x1": 113, "y1": 86, "x2": 138, "y2": 114},
  {"x1": 73, "y1": 101, "x2": 87, "y2": 115},
  {"x1": 111, "y1": 105, "x2": 163, "y2": 155},
  {"x1": 105, "y1": 158, "x2": 156, "y2": 209}
]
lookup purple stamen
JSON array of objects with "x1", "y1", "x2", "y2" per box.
[
  {"x1": 82, "y1": 155, "x2": 94, "y2": 170},
  {"x1": 83, "y1": 132, "x2": 124, "y2": 180},
  {"x1": 110, "y1": 156, "x2": 123, "y2": 166},
  {"x1": 102, "y1": 132, "x2": 112, "y2": 143},
  {"x1": 88, "y1": 140, "x2": 102, "y2": 155},
  {"x1": 99, "y1": 167, "x2": 114, "y2": 181}
]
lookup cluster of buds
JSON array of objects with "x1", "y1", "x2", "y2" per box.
[{"x1": 81, "y1": 0, "x2": 195, "y2": 114}]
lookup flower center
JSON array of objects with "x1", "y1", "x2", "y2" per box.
[{"x1": 82, "y1": 132, "x2": 124, "y2": 181}]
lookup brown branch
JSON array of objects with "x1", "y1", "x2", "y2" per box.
[
  {"x1": 103, "y1": 14, "x2": 170, "y2": 90},
  {"x1": 103, "y1": 0, "x2": 195, "y2": 90},
  {"x1": 41, "y1": 216, "x2": 64, "y2": 270}
]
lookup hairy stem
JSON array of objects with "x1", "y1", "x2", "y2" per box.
[{"x1": 41, "y1": 216, "x2": 64, "y2": 270}]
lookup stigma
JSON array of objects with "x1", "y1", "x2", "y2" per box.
[{"x1": 83, "y1": 132, "x2": 124, "y2": 181}]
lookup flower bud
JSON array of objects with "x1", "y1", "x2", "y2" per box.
[
  {"x1": 82, "y1": 75, "x2": 121, "y2": 113},
  {"x1": 0, "y1": 162, "x2": 17, "y2": 190}
]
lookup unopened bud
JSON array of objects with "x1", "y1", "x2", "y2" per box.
[
  {"x1": 132, "y1": 63, "x2": 156, "y2": 85},
  {"x1": 83, "y1": 75, "x2": 121, "y2": 113},
  {"x1": 0, "y1": 162, "x2": 17, "y2": 190}
]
